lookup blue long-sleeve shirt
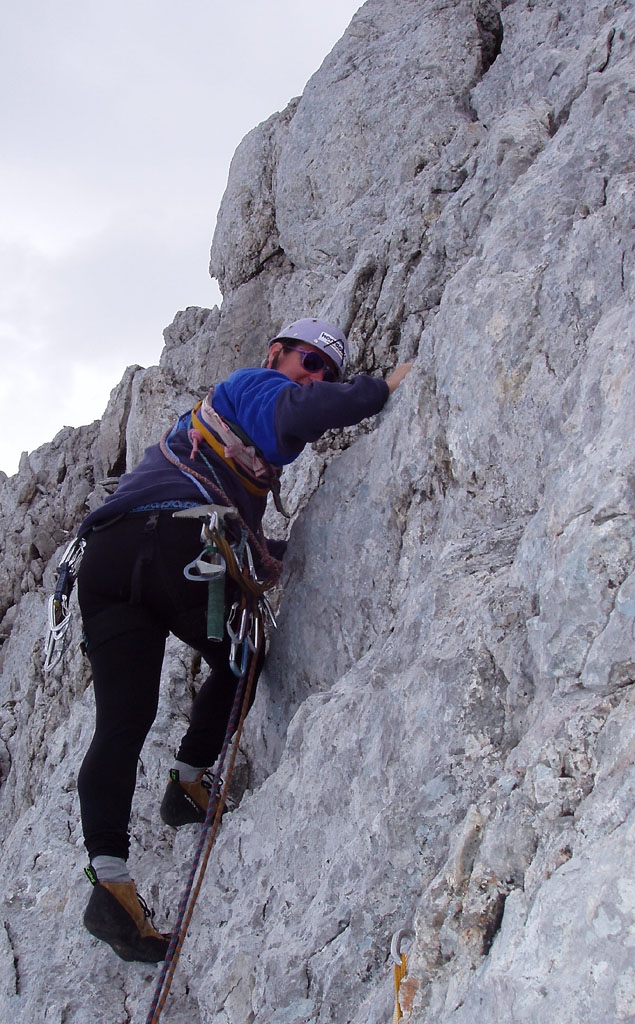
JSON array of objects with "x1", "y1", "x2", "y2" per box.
[{"x1": 79, "y1": 368, "x2": 390, "y2": 538}]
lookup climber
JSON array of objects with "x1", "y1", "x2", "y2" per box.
[{"x1": 75, "y1": 317, "x2": 412, "y2": 963}]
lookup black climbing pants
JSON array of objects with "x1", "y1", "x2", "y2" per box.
[{"x1": 76, "y1": 511, "x2": 264, "y2": 862}]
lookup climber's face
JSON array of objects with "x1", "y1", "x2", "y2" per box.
[{"x1": 267, "y1": 342, "x2": 338, "y2": 385}]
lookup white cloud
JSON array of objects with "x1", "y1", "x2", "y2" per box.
[{"x1": 0, "y1": 0, "x2": 363, "y2": 475}]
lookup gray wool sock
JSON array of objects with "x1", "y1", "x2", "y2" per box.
[
  {"x1": 91, "y1": 855, "x2": 131, "y2": 883},
  {"x1": 174, "y1": 760, "x2": 206, "y2": 783}
]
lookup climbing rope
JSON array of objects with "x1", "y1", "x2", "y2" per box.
[{"x1": 145, "y1": 616, "x2": 262, "y2": 1023}]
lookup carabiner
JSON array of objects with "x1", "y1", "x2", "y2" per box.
[
  {"x1": 247, "y1": 612, "x2": 260, "y2": 653},
  {"x1": 227, "y1": 603, "x2": 249, "y2": 644},
  {"x1": 259, "y1": 594, "x2": 277, "y2": 630},
  {"x1": 43, "y1": 537, "x2": 86, "y2": 673},
  {"x1": 230, "y1": 639, "x2": 250, "y2": 679},
  {"x1": 227, "y1": 602, "x2": 250, "y2": 677},
  {"x1": 200, "y1": 509, "x2": 219, "y2": 543},
  {"x1": 244, "y1": 542, "x2": 259, "y2": 583},
  {"x1": 390, "y1": 928, "x2": 414, "y2": 965}
]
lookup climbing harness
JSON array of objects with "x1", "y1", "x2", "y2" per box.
[
  {"x1": 43, "y1": 537, "x2": 86, "y2": 672},
  {"x1": 145, "y1": 505, "x2": 274, "y2": 1024},
  {"x1": 192, "y1": 393, "x2": 279, "y2": 493},
  {"x1": 160, "y1": 423, "x2": 284, "y2": 588},
  {"x1": 191, "y1": 392, "x2": 291, "y2": 519},
  {"x1": 391, "y1": 927, "x2": 414, "y2": 1023}
]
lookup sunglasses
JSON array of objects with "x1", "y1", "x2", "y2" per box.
[{"x1": 285, "y1": 345, "x2": 338, "y2": 382}]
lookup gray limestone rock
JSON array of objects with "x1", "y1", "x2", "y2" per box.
[{"x1": 0, "y1": 0, "x2": 634, "y2": 1022}]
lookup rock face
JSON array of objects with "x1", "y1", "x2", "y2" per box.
[{"x1": 0, "y1": 0, "x2": 634, "y2": 1021}]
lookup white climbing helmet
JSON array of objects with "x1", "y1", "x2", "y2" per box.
[{"x1": 270, "y1": 318, "x2": 349, "y2": 381}]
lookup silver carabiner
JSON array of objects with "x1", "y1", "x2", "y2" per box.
[
  {"x1": 227, "y1": 604, "x2": 249, "y2": 644},
  {"x1": 227, "y1": 602, "x2": 240, "y2": 667},
  {"x1": 390, "y1": 928, "x2": 414, "y2": 965},
  {"x1": 227, "y1": 603, "x2": 251, "y2": 676},
  {"x1": 244, "y1": 542, "x2": 259, "y2": 582},
  {"x1": 48, "y1": 595, "x2": 69, "y2": 635},
  {"x1": 44, "y1": 597, "x2": 72, "y2": 671},
  {"x1": 259, "y1": 594, "x2": 278, "y2": 630},
  {"x1": 200, "y1": 509, "x2": 219, "y2": 543},
  {"x1": 57, "y1": 536, "x2": 85, "y2": 577},
  {"x1": 43, "y1": 537, "x2": 86, "y2": 673},
  {"x1": 43, "y1": 606, "x2": 67, "y2": 671},
  {"x1": 247, "y1": 612, "x2": 260, "y2": 653},
  {"x1": 231, "y1": 640, "x2": 250, "y2": 678}
]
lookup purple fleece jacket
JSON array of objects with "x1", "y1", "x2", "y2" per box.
[{"x1": 78, "y1": 368, "x2": 390, "y2": 539}]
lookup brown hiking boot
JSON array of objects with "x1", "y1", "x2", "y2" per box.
[
  {"x1": 83, "y1": 871, "x2": 171, "y2": 963},
  {"x1": 160, "y1": 768, "x2": 219, "y2": 827}
]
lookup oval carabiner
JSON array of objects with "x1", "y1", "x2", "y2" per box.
[{"x1": 390, "y1": 927, "x2": 414, "y2": 965}]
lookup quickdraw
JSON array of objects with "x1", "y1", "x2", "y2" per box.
[{"x1": 43, "y1": 537, "x2": 86, "y2": 672}]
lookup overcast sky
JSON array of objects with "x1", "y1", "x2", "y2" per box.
[{"x1": 0, "y1": 1, "x2": 363, "y2": 477}]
